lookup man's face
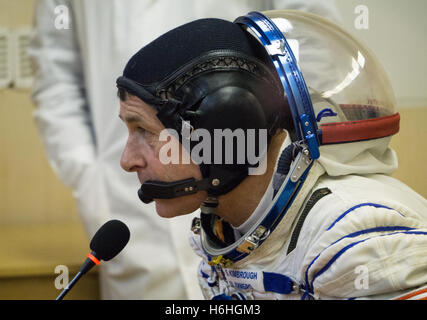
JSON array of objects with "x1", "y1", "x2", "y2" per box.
[{"x1": 119, "y1": 94, "x2": 207, "y2": 218}]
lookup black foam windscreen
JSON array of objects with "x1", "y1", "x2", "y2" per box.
[{"x1": 89, "y1": 220, "x2": 130, "y2": 261}]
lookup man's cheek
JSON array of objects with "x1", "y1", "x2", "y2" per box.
[{"x1": 156, "y1": 138, "x2": 184, "y2": 165}]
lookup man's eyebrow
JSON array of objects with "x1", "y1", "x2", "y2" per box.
[{"x1": 118, "y1": 114, "x2": 144, "y2": 124}]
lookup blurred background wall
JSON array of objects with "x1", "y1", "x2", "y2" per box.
[
  {"x1": 0, "y1": 0, "x2": 425, "y2": 299},
  {"x1": 0, "y1": 1, "x2": 98, "y2": 299},
  {"x1": 0, "y1": 0, "x2": 81, "y2": 226}
]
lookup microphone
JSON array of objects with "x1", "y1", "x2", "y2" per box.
[{"x1": 56, "y1": 219, "x2": 130, "y2": 300}]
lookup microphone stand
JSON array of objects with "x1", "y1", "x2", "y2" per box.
[
  {"x1": 56, "y1": 271, "x2": 83, "y2": 300},
  {"x1": 56, "y1": 252, "x2": 98, "y2": 300}
]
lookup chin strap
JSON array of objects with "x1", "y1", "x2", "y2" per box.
[{"x1": 137, "y1": 177, "x2": 218, "y2": 204}]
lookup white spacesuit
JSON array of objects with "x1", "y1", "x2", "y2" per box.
[
  {"x1": 192, "y1": 134, "x2": 427, "y2": 300},
  {"x1": 28, "y1": 0, "x2": 342, "y2": 300},
  {"x1": 190, "y1": 11, "x2": 427, "y2": 300}
]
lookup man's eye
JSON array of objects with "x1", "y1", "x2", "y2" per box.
[{"x1": 137, "y1": 127, "x2": 155, "y2": 140}]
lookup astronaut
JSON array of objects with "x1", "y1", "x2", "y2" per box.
[
  {"x1": 29, "y1": 0, "x2": 342, "y2": 300},
  {"x1": 117, "y1": 10, "x2": 427, "y2": 300}
]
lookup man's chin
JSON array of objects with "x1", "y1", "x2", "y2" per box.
[
  {"x1": 154, "y1": 197, "x2": 201, "y2": 218},
  {"x1": 154, "y1": 199, "x2": 186, "y2": 218}
]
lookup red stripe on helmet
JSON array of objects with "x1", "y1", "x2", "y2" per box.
[{"x1": 321, "y1": 112, "x2": 400, "y2": 144}]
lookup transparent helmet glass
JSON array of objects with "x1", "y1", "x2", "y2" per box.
[{"x1": 260, "y1": 10, "x2": 398, "y2": 143}]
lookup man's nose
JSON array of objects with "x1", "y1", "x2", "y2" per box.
[{"x1": 120, "y1": 140, "x2": 146, "y2": 172}]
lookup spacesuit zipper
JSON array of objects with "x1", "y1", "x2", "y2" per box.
[{"x1": 286, "y1": 188, "x2": 332, "y2": 254}]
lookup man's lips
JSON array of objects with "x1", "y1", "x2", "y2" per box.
[{"x1": 137, "y1": 173, "x2": 150, "y2": 185}]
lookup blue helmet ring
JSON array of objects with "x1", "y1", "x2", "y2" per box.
[{"x1": 235, "y1": 11, "x2": 320, "y2": 159}]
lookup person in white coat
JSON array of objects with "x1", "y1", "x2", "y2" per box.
[
  {"x1": 28, "y1": 0, "x2": 342, "y2": 300},
  {"x1": 116, "y1": 10, "x2": 427, "y2": 300}
]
